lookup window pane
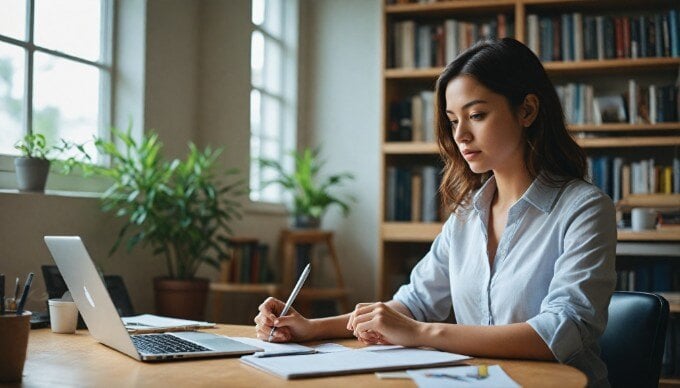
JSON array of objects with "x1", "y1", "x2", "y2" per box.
[
  {"x1": 261, "y1": 94, "x2": 281, "y2": 140},
  {"x1": 33, "y1": 52, "x2": 99, "y2": 158},
  {"x1": 34, "y1": 0, "x2": 102, "y2": 62},
  {"x1": 0, "y1": 42, "x2": 25, "y2": 156},
  {"x1": 0, "y1": 0, "x2": 26, "y2": 40},
  {"x1": 252, "y1": 0, "x2": 264, "y2": 26},
  {"x1": 263, "y1": 0, "x2": 282, "y2": 36},
  {"x1": 250, "y1": 89, "x2": 261, "y2": 135},
  {"x1": 263, "y1": 37, "x2": 282, "y2": 94},
  {"x1": 251, "y1": 31, "x2": 264, "y2": 87}
]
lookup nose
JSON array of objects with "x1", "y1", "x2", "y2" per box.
[{"x1": 453, "y1": 120, "x2": 471, "y2": 145}]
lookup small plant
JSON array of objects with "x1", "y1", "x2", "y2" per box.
[
  {"x1": 14, "y1": 133, "x2": 54, "y2": 159},
  {"x1": 259, "y1": 148, "x2": 355, "y2": 223}
]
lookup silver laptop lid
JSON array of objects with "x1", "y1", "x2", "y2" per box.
[{"x1": 44, "y1": 236, "x2": 140, "y2": 360}]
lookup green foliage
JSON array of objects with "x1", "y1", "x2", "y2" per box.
[
  {"x1": 259, "y1": 148, "x2": 355, "y2": 220},
  {"x1": 66, "y1": 127, "x2": 245, "y2": 279},
  {"x1": 14, "y1": 133, "x2": 55, "y2": 159}
]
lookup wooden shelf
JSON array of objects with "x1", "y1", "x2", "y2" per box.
[
  {"x1": 383, "y1": 142, "x2": 438, "y2": 154},
  {"x1": 385, "y1": 0, "x2": 515, "y2": 15},
  {"x1": 209, "y1": 283, "x2": 279, "y2": 294},
  {"x1": 385, "y1": 58, "x2": 680, "y2": 80},
  {"x1": 617, "y1": 194, "x2": 680, "y2": 209},
  {"x1": 382, "y1": 222, "x2": 442, "y2": 242},
  {"x1": 298, "y1": 288, "x2": 349, "y2": 300},
  {"x1": 569, "y1": 123, "x2": 680, "y2": 132},
  {"x1": 617, "y1": 230, "x2": 680, "y2": 242},
  {"x1": 575, "y1": 136, "x2": 680, "y2": 148},
  {"x1": 543, "y1": 57, "x2": 680, "y2": 75}
]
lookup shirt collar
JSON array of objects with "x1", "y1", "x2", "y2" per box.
[{"x1": 472, "y1": 173, "x2": 563, "y2": 214}]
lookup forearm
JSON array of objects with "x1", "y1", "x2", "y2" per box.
[
  {"x1": 308, "y1": 313, "x2": 354, "y2": 340},
  {"x1": 308, "y1": 300, "x2": 413, "y2": 341},
  {"x1": 419, "y1": 322, "x2": 554, "y2": 360}
]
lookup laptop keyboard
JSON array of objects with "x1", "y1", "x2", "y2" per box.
[{"x1": 131, "y1": 334, "x2": 210, "y2": 354}]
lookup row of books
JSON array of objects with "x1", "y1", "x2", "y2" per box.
[
  {"x1": 387, "y1": 91, "x2": 435, "y2": 142},
  {"x1": 386, "y1": 165, "x2": 441, "y2": 222},
  {"x1": 527, "y1": 10, "x2": 680, "y2": 62},
  {"x1": 556, "y1": 80, "x2": 680, "y2": 125},
  {"x1": 222, "y1": 241, "x2": 273, "y2": 284},
  {"x1": 586, "y1": 156, "x2": 680, "y2": 202},
  {"x1": 388, "y1": 15, "x2": 514, "y2": 69},
  {"x1": 615, "y1": 262, "x2": 674, "y2": 292}
]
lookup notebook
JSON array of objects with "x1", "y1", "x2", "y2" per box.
[
  {"x1": 240, "y1": 346, "x2": 470, "y2": 379},
  {"x1": 44, "y1": 235, "x2": 262, "y2": 361}
]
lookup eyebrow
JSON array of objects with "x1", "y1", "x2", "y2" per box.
[{"x1": 446, "y1": 99, "x2": 488, "y2": 114}]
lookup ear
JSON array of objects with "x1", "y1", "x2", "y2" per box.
[{"x1": 519, "y1": 94, "x2": 540, "y2": 128}]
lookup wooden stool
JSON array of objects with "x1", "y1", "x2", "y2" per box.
[{"x1": 279, "y1": 229, "x2": 350, "y2": 316}]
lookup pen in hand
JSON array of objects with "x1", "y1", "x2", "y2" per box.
[{"x1": 268, "y1": 263, "x2": 311, "y2": 342}]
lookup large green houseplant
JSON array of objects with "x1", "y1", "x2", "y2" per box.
[
  {"x1": 259, "y1": 148, "x2": 355, "y2": 228},
  {"x1": 68, "y1": 127, "x2": 244, "y2": 319}
]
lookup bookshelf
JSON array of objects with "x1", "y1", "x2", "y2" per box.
[{"x1": 379, "y1": 0, "x2": 680, "y2": 379}]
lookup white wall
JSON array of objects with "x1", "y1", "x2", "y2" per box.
[
  {"x1": 299, "y1": 0, "x2": 381, "y2": 304},
  {"x1": 0, "y1": 0, "x2": 382, "y2": 320}
]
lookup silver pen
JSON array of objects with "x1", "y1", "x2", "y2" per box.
[{"x1": 268, "y1": 263, "x2": 311, "y2": 342}]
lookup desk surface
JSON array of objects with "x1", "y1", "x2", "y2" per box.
[{"x1": 17, "y1": 325, "x2": 587, "y2": 387}]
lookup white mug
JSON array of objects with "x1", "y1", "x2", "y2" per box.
[
  {"x1": 48, "y1": 299, "x2": 78, "y2": 334},
  {"x1": 631, "y1": 208, "x2": 656, "y2": 231}
]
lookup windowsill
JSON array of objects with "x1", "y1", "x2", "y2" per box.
[
  {"x1": 0, "y1": 188, "x2": 101, "y2": 199},
  {"x1": 244, "y1": 200, "x2": 289, "y2": 216}
]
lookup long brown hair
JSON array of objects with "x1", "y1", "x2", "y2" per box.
[{"x1": 435, "y1": 38, "x2": 586, "y2": 215}]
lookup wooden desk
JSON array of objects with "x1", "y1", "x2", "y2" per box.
[{"x1": 15, "y1": 325, "x2": 587, "y2": 387}]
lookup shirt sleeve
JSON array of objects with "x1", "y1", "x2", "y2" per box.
[
  {"x1": 526, "y1": 188, "x2": 617, "y2": 364},
  {"x1": 393, "y1": 214, "x2": 455, "y2": 322}
]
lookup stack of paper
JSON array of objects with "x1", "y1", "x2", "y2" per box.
[
  {"x1": 121, "y1": 314, "x2": 215, "y2": 333},
  {"x1": 240, "y1": 346, "x2": 470, "y2": 379}
]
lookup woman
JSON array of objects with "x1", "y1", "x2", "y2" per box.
[{"x1": 254, "y1": 38, "x2": 616, "y2": 387}]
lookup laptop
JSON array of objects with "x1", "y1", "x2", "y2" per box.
[{"x1": 44, "y1": 235, "x2": 262, "y2": 361}]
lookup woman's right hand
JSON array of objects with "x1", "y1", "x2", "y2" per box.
[{"x1": 254, "y1": 297, "x2": 314, "y2": 342}]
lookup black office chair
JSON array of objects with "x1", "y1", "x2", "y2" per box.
[{"x1": 599, "y1": 291, "x2": 669, "y2": 388}]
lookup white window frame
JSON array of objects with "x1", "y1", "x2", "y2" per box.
[
  {"x1": 249, "y1": 0, "x2": 298, "y2": 205},
  {"x1": 0, "y1": 0, "x2": 114, "y2": 192}
]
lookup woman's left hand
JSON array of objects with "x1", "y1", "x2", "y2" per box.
[{"x1": 349, "y1": 302, "x2": 424, "y2": 347}]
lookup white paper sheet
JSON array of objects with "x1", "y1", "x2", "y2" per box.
[
  {"x1": 121, "y1": 314, "x2": 215, "y2": 332},
  {"x1": 407, "y1": 365, "x2": 520, "y2": 388},
  {"x1": 232, "y1": 337, "x2": 316, "y2": 357}
]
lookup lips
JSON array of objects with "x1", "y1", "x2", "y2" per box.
[{"x1": 461, "y1": 149, "x2": 480, "y2": 161}]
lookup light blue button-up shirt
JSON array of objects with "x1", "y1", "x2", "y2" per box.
[{"x1": 393, "y1": 175, "x2": 617, "y2": 387}]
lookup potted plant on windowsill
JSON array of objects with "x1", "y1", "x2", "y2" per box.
[
  {"x1": 14, "y1": 133, "x2": 55, "y2": 192},
  {"x1": 65, "y1": 127, "x2": 244, "y2": 320},
  {"x1": 259, "y1": 148, "x2": 355, "y2": 228}
]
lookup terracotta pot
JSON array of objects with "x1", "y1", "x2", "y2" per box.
[{"x1": 153, "y1": 277, "x2": 209, "y2": 320}]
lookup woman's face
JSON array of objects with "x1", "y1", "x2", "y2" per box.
[{"x1": 445, "y1": 75, "x2": 526, "y2": 176}]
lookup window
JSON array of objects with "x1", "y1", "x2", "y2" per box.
[
  {"x1": 249, "y1": 0, "x2": 298, "y2": 203},
  {"x1": 0, "y1": 0, "x2": 113, "y2": 163}
]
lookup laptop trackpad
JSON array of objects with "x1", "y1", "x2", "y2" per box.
[{"x1": 172, "y1": 332, "x2": 259, "y2": 352}]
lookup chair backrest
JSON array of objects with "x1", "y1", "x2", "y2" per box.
[{"x1": 599, "y1": 291, "x2": 669, "y2": 388}]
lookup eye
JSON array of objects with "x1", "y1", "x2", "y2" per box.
[
  {"x1": 470, "y1": 112, "x2": 486, "y2": 120},
  {"x1": 450, "y1": 120, "x2": 458, "y2": 130}
]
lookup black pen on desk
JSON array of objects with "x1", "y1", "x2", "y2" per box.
[
  {"x1": 0, "y1": 273, "x2": 4, "y2": 315},
  {"x1": 16, "y1": 272, "x2": 34, "y2": 315}
]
